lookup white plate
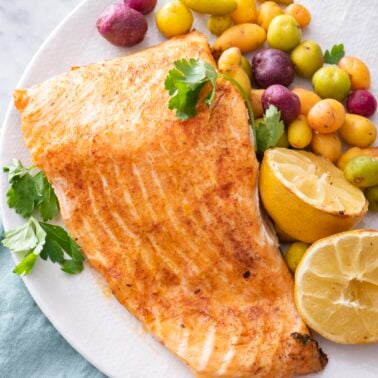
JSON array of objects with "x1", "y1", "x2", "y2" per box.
[{"x1": 1, "y1": 0, "x2": 377, "y2": 377}]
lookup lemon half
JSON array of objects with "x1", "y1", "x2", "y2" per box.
[
  {"x1": 295, "y1": 230, "x2": 378, "y2": 344},
  {"x1": 259, "y1": 148, "x2": 368, "y2": 243}
]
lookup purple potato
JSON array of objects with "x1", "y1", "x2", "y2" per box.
[
  {"x1": 96, "y1": 4, "x2": 148, "y2": 47},
  {"x1": 346, "y1": 90, "x2": 377, "y2": 118},
  {"x1": 124, "y1": 0, "x2": 157, "y2": 14},
  {"x1": 262, "y1": 85, "x2": 300, "y2": 124},
  {"x1": 252, "y1": 48, "x2": 295, "y2": 88}
]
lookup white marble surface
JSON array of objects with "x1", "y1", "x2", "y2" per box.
[{"x1": 0, "y1": 0, "x2": 81, "y2": 125}]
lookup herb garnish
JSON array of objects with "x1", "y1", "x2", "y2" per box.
[
  {"x1": 4, "y1": 159, "x2": 59, "y2": 221},
  {"x1": 324, "y1": 44, "x2": 345, "y2": 64},
  {"x1": 255, "y1": 105, "x2": 285, "y2": 154},
  {"x1": 165, "y1": 59, "x2": 257, "y2": 149},
  {"x1": 2, "y1": 161, "x2": 85, "y2": 276}
]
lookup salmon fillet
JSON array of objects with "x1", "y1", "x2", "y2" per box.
[{"x1": 14, "y1": 32, "x2": 327, "y2": 377}]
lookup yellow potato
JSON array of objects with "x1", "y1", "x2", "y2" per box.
[
  {"x1": 218, "y1": 47, "x2": 242, "y2": 72},
  {"x1": 213, "y1": 23, "x2": 266, "y2": 55},
  {"x1": 285, "y1": 4, "x2": 311, "y2": 28},
  {"x1": 207, "y1": 15, "x2": 233, "y2": 36},
  {"x1": 288, "y1": 115, "x2": 313, "y2": 149},
  {"x1": 292, "y1": 88, "x2": 321, "y2": 115},
  {"x1": 241, "y1": 56, "x2": 253, "y2": 80},
  {"x1": 232, "y1": 0, "x2": 257, "y2": 24},
  {"x1": 338, "y1": 56, "x2": 371, "y2": 90},
  {"x1": 156, "y1": 1, "x2": 193, "y2": 38},
  {"x1": 257, "y1": 1, "x2": 283, "y2": 31},
  {"x1": 259, "y1": 0, "x2": 293, "y2": 4},
  {"x1": 311, "y1": 132, "x2": 343, "y2": 162},
  {"x1": 183, "y1": 0, "x2": 237, "y2": 16},
  {"x1": 227, "y1": 66, "x2": 252, "y2": 94},
  {"x1": 335, "y1": 147, "x2": 378, "y2": 171},
  {"x1": 339, "y1": 113, "x2": 377, "y2": 147},
  {"x1": 307, "y1": 99, "x2": 346, "y2": 134},
  {"x1": 249, "y1": 89, "x2": 264, "y2": 119}
]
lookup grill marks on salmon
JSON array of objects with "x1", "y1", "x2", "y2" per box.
[{"x1": 14, "y1": 32, "x2": 327, "y2": 377}]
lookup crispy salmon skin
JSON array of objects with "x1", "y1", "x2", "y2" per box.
[{"x1": 14, "y1": 32, "x2": 327, "y2": 377}]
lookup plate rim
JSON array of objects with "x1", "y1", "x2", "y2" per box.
[{"x1": 0, "y1": 0, "x2": 111, "y2": 375}]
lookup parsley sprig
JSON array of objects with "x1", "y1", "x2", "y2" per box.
[
  {"x1": 165, "y1": 59, "x2": 257, "y2": 148},
  {"x1": 324, "y1": 44, "x2": 345, "y2": 64},
  {"x1": 256, "y1": 106, "x2": 285, "y2": 154},
  {"x1": 4, "y1": 159, "x2": 59, "y2": 221},
  {"x1": 2, "y1": 160, "x2": 85, "y2": 276}
]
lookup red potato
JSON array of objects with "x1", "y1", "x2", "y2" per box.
[
  {"x1": 262, "y1": 85, "x2": 300, "y2": 124},
  {"x1": 346, "y1": 90, "x2": 377, "y2": 118},
  {"x1": 252, "y1": 49, "x2": 295, "y2": 88},
  {"x1": 124, "y1": 0, "x2": 157, "y2": 14},
  {"x1": 97, "y1": 4, "x2": 148, "y2": 47}
]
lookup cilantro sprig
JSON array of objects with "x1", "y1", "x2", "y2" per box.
[
  {"x1": 256, "y1": 106, "x2": 285, "y2": 154},
  {"x1": 324, "y1": 44, "x2": 345, "y2": 64},
  {"x1": 165, "y1": 59, "x2": 257, "y2": 148},
  {"x1": 4, "y1": 159, "x2": 59, "y2": 221},
  {"x1": 2, "y1": 160, "x2": 85, "y2": 276},
  {"x1": 165, "y1": 59, "x2": 218, "y2": 120}
]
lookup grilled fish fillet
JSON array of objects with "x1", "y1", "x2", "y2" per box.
[{"x1": 14, "y1": 32, "x2": 327, "y2": 377}]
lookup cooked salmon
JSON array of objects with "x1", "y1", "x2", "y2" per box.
[{"x1": 14, "y1": 32, "x2": 327, "y2": 377}]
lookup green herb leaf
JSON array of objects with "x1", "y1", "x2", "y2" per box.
[
  {"x1": 3, "y1": 159, "x2": 34, "y2": 182},
  {"x1": 2, "y1": 217, "x2": 47, "y2": 276},
  {"x1": 255, "y1": 105, "x2": 285, "y2": 153},
  {"x1": 6, "y1": 174, "x2": 39, "y2": 218},
  {"x1": 2, "y1": 217, "x2": 46, "y2": 255},
  {"x1": 61, "y1": 259, "x2": 84, "y2": 275},
  {"x1": 13, "y1": 253, "x2": 39, "y2": 276},
  {"x1": 2, "y1": 217, "x2": 84, "y2": 276},
  {"x1": 165, "y1": 59, "x2": 218, "y2": 120},
  {"x1": 40, "y1": 222, "x2": 85, "y2": 273},
  {"x1": 324, "y1": 44, "x2": 345, "y2": 64},
  {"x1": 34, "y1": 172, "x2": 59, "y2": 221},
  {"x1": 4, "y1": 160, "x2": 59, "y2": 221}
]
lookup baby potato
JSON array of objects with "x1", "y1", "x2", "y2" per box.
[
  {"x1": 228, "y1": 66, "x2": 252, "y2": 94},
  {"x1": 232, "y1": 0, "x2": 258, "y2": 24},
  {"x1": 257, "y1": 1, "x2": 283, "y2": 31},
  {"x1": 308, "y1": 99, "x2": 346, "y2": 134},
  {"x1": 311, "y1": 132, "x2": 343, "y2": 162},
  {"x1": 207, "y1": 15, "x2": 233, "y2": 36},
  {"x1": 218, "y1": 47, "x2": 242, "y2": 72},
  {"x1": 339, "y1": 113, "x2": 377, "y2": 147},
  {"x1": 259, "y1": 0, "x2": 293, "y2": 4},
  {"x1": 292, "y1": 88, "x2": 321, "y2": 115},
  {"x1": 249, "y1": 89, "x2": 264, "y2": 118},
  {"x1": 156, "y1": 1, "x2": 193, "y2": 37},
  {"x1": 365, "y1": 186, "x2": 378, "y2": 211},
  {"x1": 290, "y1": 41, "x2": 323, "y2": 78},
  {"x1": 267, "y1": 15, "x2": 301, "y2": 52},
  {"x1": 338, "y1": 56, "x2": 371, "y2": 90},
  {"x1": 183, "y1": 0, "x2": 237, "y2": 16},
  {"x1": 213, "y1": 23, "x2": 266, "y2": 55},
  {"x1": 276, "y1": 130, "x2": 289, "y2": 148},
  {"x1": 344, "y1": 156, "x2": 378, "y2": 187},
  {"x1": 288, "y1": 115, "x2": 313, "y2": 149},
  {"x1": 312, "y1": 66, "x2": 351, "y2": 102},
  {"x1": 285, "y1": 4, "x2": 311, "y2": 28},
  {"x1": 286, "y1": 242, "x2": 309, "y2": 273},
  {"x1": 241, "y1": 56, "x2": 253, "y2": 80},
  {"x1": 97, "y1": 4, "x2": 148, "y2": 47},
  {"x1": 337, "y1": 146, "x2": 378, "y2": 170},
  {"x1": 337, "y1": 147, "x2": 364, "y2": 171}
]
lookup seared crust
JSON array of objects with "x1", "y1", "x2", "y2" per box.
[{"x1": 15, "y1": 32, "x2": 326, "y2": 377}]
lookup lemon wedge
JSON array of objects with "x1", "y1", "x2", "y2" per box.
[
  {"x1": 259, "y1": 148, "x2": 368, "y2": 243},
  {"x1": 295, "y1": 230, "x2": 378, "y2": 344}
]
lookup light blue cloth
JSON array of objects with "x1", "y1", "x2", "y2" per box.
[{"x1": 0, "y1": 246, "x2": 106, "y2": 378}]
